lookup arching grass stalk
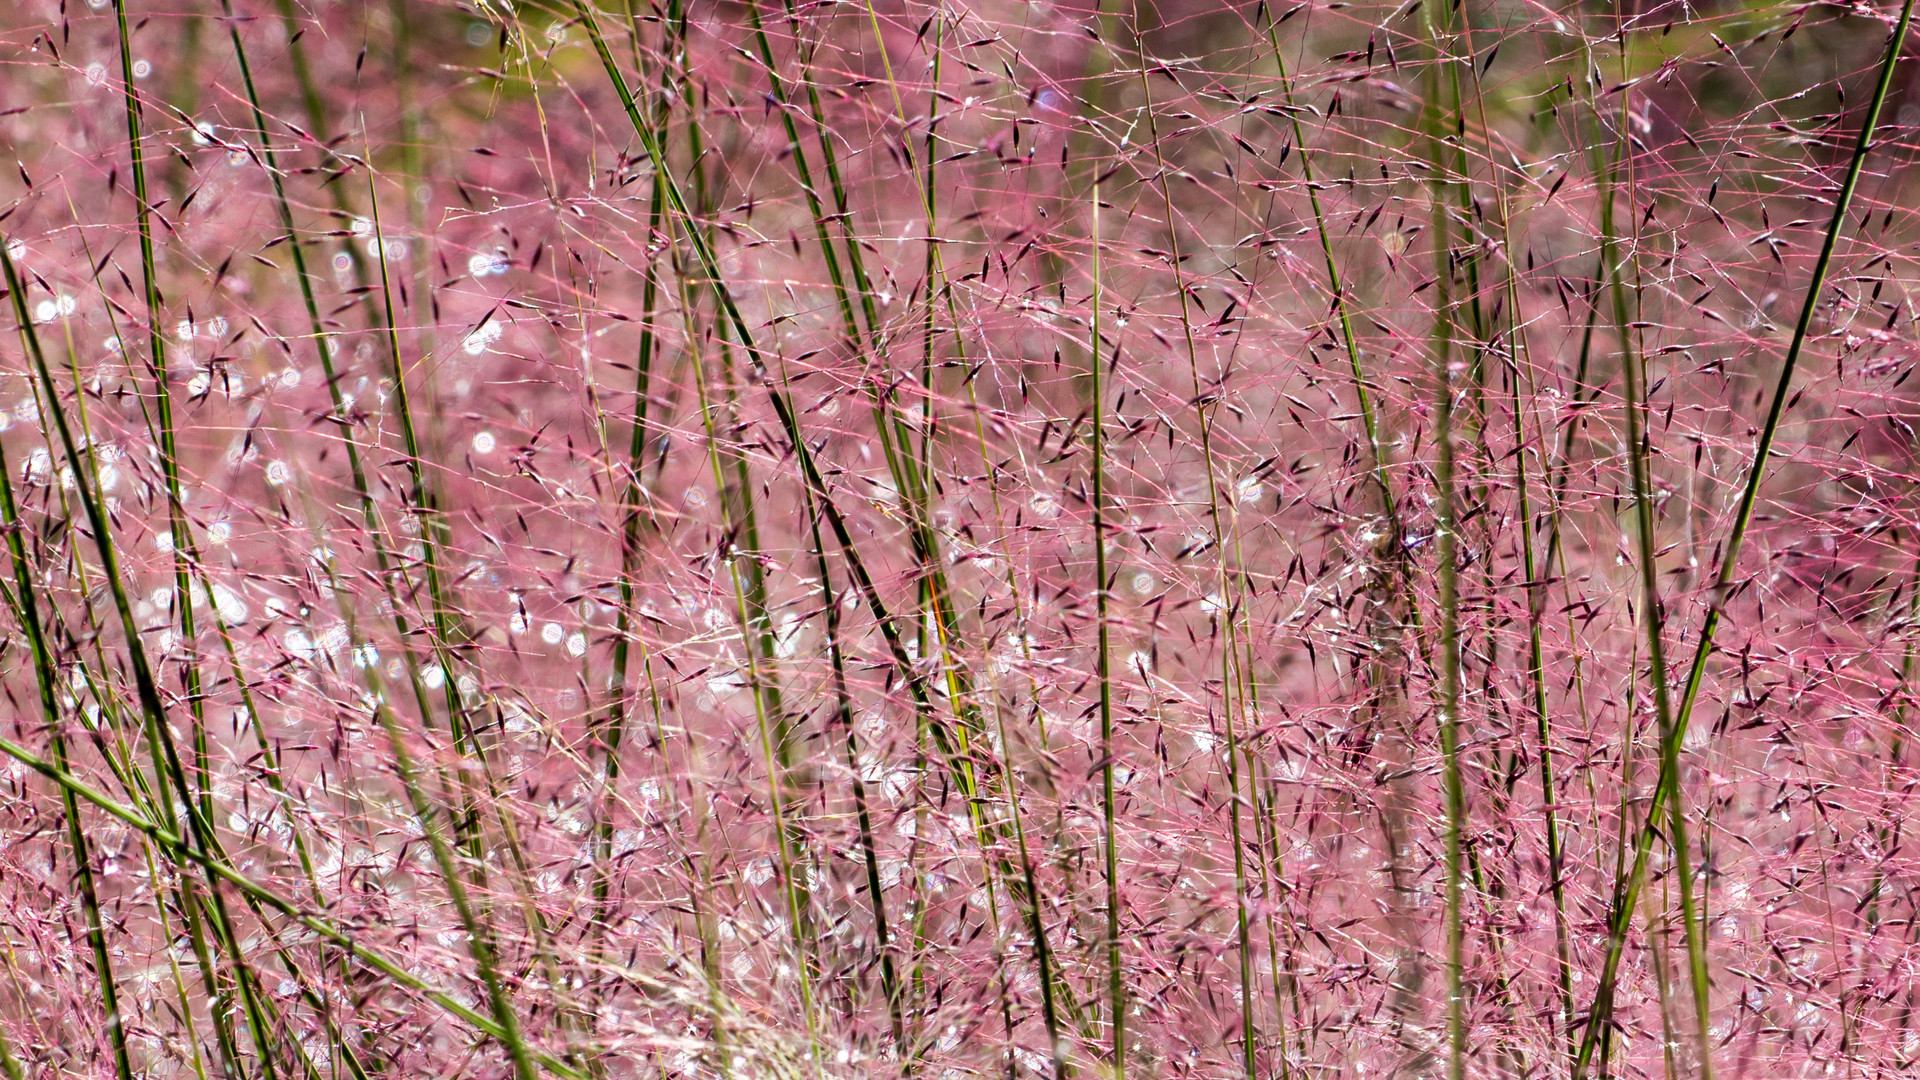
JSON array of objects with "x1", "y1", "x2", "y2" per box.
[
  {"x1": 678, "y1": 278, "x2": 827, "y2": 1038},
  {"x1": 745, "y1": 0, "x2": 945, "y2": 642},
  {"x1": 835, "y1": 5, "x2": 1060, "y2": 1056},
  {"x1": 288, "y1": 468, "x2": 543, "y2": 1080},
  {"x1": 209, "y1": 26, "x2": 518, "y2": 1069},
  {"x1": 1560, "y1": 24, "x2": 1662, "y2": 1074},
  {"x1": 190, "y1": 577, "x2": 379, "y2": 1080},
  {"x1": 773, "y1": 0, "x2": 959, "y2": 599},
  {"x1": 1571, "y1": 0, "x2": 1917, "y2": 1075},
  {"x1": 724, "y1": 11, "x2": 916, "y2": 947},
  {"x1": 217, "y1": 29, "x2": 577, "y2": 1069},
  {"x1": 369, "y1": 163, "x2": 578, "y2": 1028},
  {"x1": 18, "y1": 324, "x2": 320, "y2": 1080},
  {"x1": 362, "y1": 659, "x2": 542, "y2": 1080},
  {"x1": 217, "y1": 0, "x2": 429, "y2": 706},
  {"x1": 629, "y1": 22, "x2": 821, "y2": 979},
  {"x1": 363, "y1": 164, "x2": 479, "y2": 764},
  {"x1": 110, "y1": 0, "x2": 210, "y2": 829},
  {"x1": 736, "y1": 7, "x2": 920, "y2": 1052},
  {"x1": 74, "y1": 159, "x2": 383, "y2": 1076},
  {"x1": 943, "y1": 307, "x2": 1084, "y2": 1072},
  {"x1": 751, "y1": 31, "x2": 961, "y2": 960},
  {"x1": 743, "y1": 0, "x2": 865, "y2": 347},
  {"x1": 842, "y1": 0, "x2": 998, "y2": 786},
  {"x1": 3, "y1": 674, "x2": 297, "y2": 1080},
  {"x1": 645, "y1": 5, "x2": 803, "y2": 817},
  {"x1": 370, "y1": 118, "x2": 580, "y2": 1041},
  {"x1": 841, "y1": 15, "x2": 1088, "y2": 1057},
  {"x1": 593, "y1": 26, "x2": 730, "y2": 1069},
  {"x1": 233, "y1": 19, "x2": 500, "y2": 976},
  {"x1": 1532, "y1": 255, "x2": 1615, "y2": 1076}
]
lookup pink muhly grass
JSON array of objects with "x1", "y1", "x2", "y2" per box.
[{"x1": 2, "y1": 2, "x2": 1920, "y2": 1080}]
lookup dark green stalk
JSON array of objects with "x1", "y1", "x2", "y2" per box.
[
  {"x1": 63, "y1": 200, "x2": 308, "y2": 1080},
  {"x1": 363, "y1": 171, "x2": 471, "y2": 757},
  {"x1": 30, "y1": 241, "x2": 262, "y2": 1080},
  {"x1": 367, "y1": 177, "x2": 571, "y2": 1002},
  {"x1": 655, "y1": 15, "x2": 798, "y2": 785},
  {"x1": 839, "y1": 0, "x2": 992, "y2": 770},
  {"x1": 51, "y1": 701, "x2": 137, "y2": 1080},
  {"x1": 746, "y1": 0, "x2": 939, "y2": 605},
  {"x1": 565, "y1": 37, "x2": 1062, "y2": 1061},
  {"x1": 742, "y1": 0, "x2": 863, "y2": 343},
  {"x1": 210, "y1": 41, "x2": 497, "y2": 1073},
  {"x1": 219, "y1": 4, "x2": 466, "y2": 884},
  {"x1": 757, "y1": 13, "x2": 982, "y2": 1049},
  {"x1": 783, "y1": 0, "x2": 958, "y2": 607},
  {"x1": 386, "y1": 0, "x2": 437, "y2": 366},
  {"x1": 834, "y1": 21, "x2": 1055, "y2": 1056},
  {"x1": 66, "y1": 297, "x2": 370, "y2": 1080},
  {"x1": 1259, "y1": 16, "x2": 1415, "y2": 1068},
  {"x1": 844, "y1": 21, "x2": 1083, "y2": 1065}
]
